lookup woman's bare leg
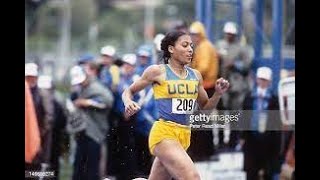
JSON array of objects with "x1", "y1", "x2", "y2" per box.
[
  {"x1": 152, "y1": 139, "x2": 200, "y2": 180},
  {"x1": 148, "y1": 157, "x2": 172, "y2": 180}
]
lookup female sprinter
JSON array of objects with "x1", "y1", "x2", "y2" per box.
[{"x1": 122, "y1": 30, "x2": 229, "y2": 180}]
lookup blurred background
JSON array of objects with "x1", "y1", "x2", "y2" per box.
[
  {"x1": 25, "y1": 0, "x2": 294, "y2": 82},
  {"x1": 25, "y1": 0, "x2": 295, "y2": 180}
]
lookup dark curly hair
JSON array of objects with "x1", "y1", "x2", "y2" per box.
[{"x1": 160, "y1": 30, "x2": 187, "y2": 64}]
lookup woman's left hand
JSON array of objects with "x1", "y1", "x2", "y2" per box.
[{"x1": 215, "y1": 78, "x2": 230, "y2": 95}]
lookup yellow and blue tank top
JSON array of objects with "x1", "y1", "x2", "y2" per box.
[{"x1": 153, "y1": 64, "x2": 199, "y2": 125}]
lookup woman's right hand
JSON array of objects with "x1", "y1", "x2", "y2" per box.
[{"x1": 124, "y1": 100, "x2": 141, "y2": 118}]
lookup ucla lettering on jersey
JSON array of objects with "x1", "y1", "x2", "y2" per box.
[{"x1": 153, "y1": 64, "x2": 199, "y2": 125}]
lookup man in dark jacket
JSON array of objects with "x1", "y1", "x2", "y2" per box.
[
  {"x1": 38, "y1": 75, "x2": 68, "y2": 180},
  {"x1": 240, "y1": 67, "x2": 282, "y2": 180},
  {"x1": 25, "y1": 63, "x2": 54, "y2": 171}
]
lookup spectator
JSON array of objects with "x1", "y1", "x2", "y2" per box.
[
  {"x1": 136, "y1": 46, "x2": 153, "y2": 76},
  {"x1": 25, "y1": 63, "x2": 54, "y2": 171},
  {"x1": 98, "y1": 45, "x2": 120, "y2": 92},
  {"x1": 153, "y1": 33, "x2": 165, "y2": 64},
  {"x1": 25, "y1": 80, "x2": 41, "y2": 164},
  {"x1": 97, "y1": 46, "x2": 121, "y2": 179},
  {"x1": 215, "y1": 21, "x2": 252, "y2": 150},
  {"x1": 134, "y1": 51, "x2": 158, "y2": 176},
  {"x1": 189, "y1": 21, "x2": 219, "y2": 95},
  {"x1": 38, "y1": 75, "x2": 68, "y2": 180},
  {"x1": 216, "y1": 21, "x2": 252, "y2": 110},
  {"x1": 69, "y1": 65, "x2": 114, "y2": 180},
  {"x1": 188, "y1": 21, "x2": 220, "y2": 161},
  {"x1": 240, "y1": 67, "x2": 282, "y2": 180},
  {"x1": 113, "y1": 54, "x2": 144, "y2": 180}
]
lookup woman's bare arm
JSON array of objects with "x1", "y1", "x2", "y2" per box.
[
  {"x1": 122, "y1": 65, "x2": 163, "y2": 117},
  {"x1": 194, "y1": 69, "x2": 229, "y2": 110}
]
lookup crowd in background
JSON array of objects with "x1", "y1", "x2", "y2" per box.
[{"x1": 25, "y1": 20, "x2": 295, "y2": 180}]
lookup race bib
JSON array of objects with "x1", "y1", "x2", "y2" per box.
[{"x1": 172, "y1": 98, "x2": 196, "y2": 114}]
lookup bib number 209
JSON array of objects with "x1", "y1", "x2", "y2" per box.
[{"x1": 172, "y1": 98, "x2": 196, "y2": 114}]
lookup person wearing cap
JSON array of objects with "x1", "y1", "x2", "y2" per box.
[
  {"x1": 136, "y1": 46, "x2": 153, "y2": 76},
  {"x1": 188, "y1": 21, "x2": 220, "y2": 161},
  {"x1": 111, "y1": 53, "x2": 145, "y2": 180},
  {"x1": 189, "y1": 21, "x2": 219, "y2": 95},
  {"x1": 153, "y1": 33, "x2": 165, "y2": 64},
  {"x1": 124, "y1": 52, "x2": 157, "y2": 177},
  {"x1": 240, "y1": 66, "x2": 282, "y2": 180},
  {"x1": 98, "y1": 46, "x2": 121, "y2": 178},
  {"x1": 215, "y1": 21, "x2": 252, "y2": 151},
  {"x1": 68, "y1": 65, "x2": 114, "y2": 180},
  {"x1": 38, "y1": 75, "x2": 68, "y2": 180},
  {"x1": 98, "y1": 45, "x2": 120, "y2": 92},
  {"x1": 25, "y1": 63, "x2": 54, "y2": 169},
  {"x1": 216, "y1": 21, "x2": 252, "y2": 109},
  {"x1": 25, "y1": 63, "x2": 39, "y2": 89},
  {"x1": 77, "y1": 53, "x2": 97, "y2": 77},
  {"x1": 77, "y1": 53, "x2": 95, "y2": 65}
]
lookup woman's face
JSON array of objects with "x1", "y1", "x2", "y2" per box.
[{"x1": 170, "y1": 34, "x2": 194, "y2": 65}]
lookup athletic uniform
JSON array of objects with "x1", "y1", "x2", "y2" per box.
[{"x1": 149, "y1": 64, "x2": 199, "y2": 155}]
